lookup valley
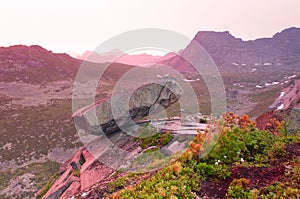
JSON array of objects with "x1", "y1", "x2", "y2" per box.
[{"x1": 0, "y1": 27, "x2": 299, "y2": 198}]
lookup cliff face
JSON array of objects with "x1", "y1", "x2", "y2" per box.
[
  {"x1": 194, "y1": 27, "x2": 300, "y2": 66},
  {"x1": 161, "y1": 27, "x2": 300, "y2": 73}
]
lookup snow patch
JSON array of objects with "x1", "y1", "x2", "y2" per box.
[
  {"x1": 265, "y1": 83, "x2": 271, "y2": 86},
  {"x1": 183, "y1": 79, "x2": 196, "y2": 82},
  {"x1": 279, "y1": 91, "x2": 285, "y2": 98},
  {"x1": 288, "y1": 75, "x2": 296, "y2": 79},
  {"x1": 232, "y1": 62, "x2": 239, "y2": 66},
  {"x1": 256, "y1": 85, "x2": 262, "y2": 88},
  {"x1": 277, "y1": 103, "x2": 284, "y2": 110},
  {"x1": 156, "y1": 74, "x2": 169, "y2": 78},
  {"x1": 263, "y1": 63, "x2": 272, "y2": 66},
  {"x1": 251, "y1": 68, "x2": 257, "y2": 72},
  {"x1": 265, "y1": 82, "x2": 280, "y2": 87}
]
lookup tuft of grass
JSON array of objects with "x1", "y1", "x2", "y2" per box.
[
  {"x1": 36, "y1": 173, "x2": 59, "y2": 199},
  {"x1": 73, "y1": 169, "x2": 80, "y2": 177},
  {"x1": 136, "y1": 124, "x2": 161, "y2": 149}
]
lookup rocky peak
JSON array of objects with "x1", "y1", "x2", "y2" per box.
[
  {"x1": 194, "y1": 30, "x2": 243, "y2": 46},
  {"x1": 273, "y1": 27, "x2": 300, "y2": 41}
]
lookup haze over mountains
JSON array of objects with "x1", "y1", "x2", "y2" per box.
[
  {"x1": 0, "y1": 27, "x2": 299, "y2": 198},
  {"x1": 75, "y1": 27, "x2": 300, "y2": 68},
  {"x1": 76, "y1": 49, "x2": 177, "y2": 66}
]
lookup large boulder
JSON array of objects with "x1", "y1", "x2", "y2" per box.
[{"x1": 73, "y1": 79, "x2": 182, "y2": 135}]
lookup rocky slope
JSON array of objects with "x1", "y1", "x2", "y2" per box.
[
  {"x1": 269, "y1": 75, "x2": 300, "y2": 110},
  {"x1": 161, "y1": 27, "x2": 300, "y2": 74},
  {"x1": 0, "y1": 45, "x2": 80, "y2": 84},
  {"x1": 1, "y1": 27, "x2": 300, "y2": 198}
]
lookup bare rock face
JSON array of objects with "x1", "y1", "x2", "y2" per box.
[
  {"x1": 73, "y1": 79, "x2": 182, "y2": 135},
  {"x1": 41, "y1": 133, "x2": 142, "y2": 199}
]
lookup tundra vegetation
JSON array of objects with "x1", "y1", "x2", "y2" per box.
[{"x1": 104, "y1": 112, "x2": 300, "y2": 199}]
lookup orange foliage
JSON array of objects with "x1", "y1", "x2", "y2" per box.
[
  {"x1": 171, "y1": 161, "x2": 182, "y2": 175},
  {"x1": 266, "y1": 117, "x2": 282, "y2": 134},
  {"x1": 222, "y1": 112, "x2": 256, "y2": 130}
]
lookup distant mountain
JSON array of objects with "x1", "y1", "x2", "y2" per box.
[
  {"x1": 76, "y1": 49, "x2": 123, "y2": 63},
  {"x1": 0, "y1": 45, "x2": 81, "y2": 83},
  {"x1": 77, "y1": 49, "x2": 175, "y2": 66},
  {"x1": 0, "y1": 45, "x2": 142, "y2": 84},
  {"x1": 161, "y1": 27, "x2": 300, "y2": 73}
]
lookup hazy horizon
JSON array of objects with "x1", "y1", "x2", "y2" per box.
[{"x1": 1, "y1": 0, "x2": 299, "y2": 55}]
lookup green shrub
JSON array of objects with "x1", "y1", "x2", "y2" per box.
[
  {"x1": 202, "y1": 127, "x2": 247, "y2": 164},
  {"x1": 226, "y1": 178, "x2": 251, "y2": 199},
  {"x1": 108, "y1": 176, "x2": 126, "y2": 192},
  {"x1": 160, "y1": 132, "x2": 174, "y2": 146},
  {"x1": 267, "y1": 141, "x2": 286, "y2": 159},
  {"x1": 241, "y1": 129, "x2": 274, "y2": 160},
  {"x1": 258, "y1": 183, "x2": 300, "y2": 199}
]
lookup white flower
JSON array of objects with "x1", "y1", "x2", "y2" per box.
[
  {"x1": 240, "y1": 158, "x2": 244, "y2": 162},
  {"x1": 215, "y1": 162, "x2": 219, "y2": 165},
  {"x1": 218, "y1": 160, "x2": 221, "y2": 163},
  {"x1": 224, "y1": 156, "x2": 227, "y2": 158}
]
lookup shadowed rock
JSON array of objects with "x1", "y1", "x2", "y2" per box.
[{"x1": 73, "y1": 79, "x2": 182, "y2": 135}]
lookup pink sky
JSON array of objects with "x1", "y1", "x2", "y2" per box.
[{"x1": 0, "y1": 0, "x2": 299, "y2": 55}]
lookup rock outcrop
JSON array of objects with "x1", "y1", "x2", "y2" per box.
[
  {"x1": 41, "y1": 132, "x2": 142, "y2": 199},
  {"x1": 73, "y1": 79, "x2": 182, "y2": 135},
  {"x1": 42, "y1": 79, "x2": 182, "y2": 199}
]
